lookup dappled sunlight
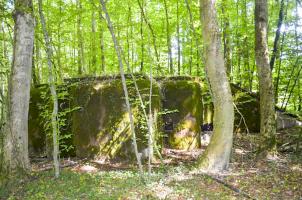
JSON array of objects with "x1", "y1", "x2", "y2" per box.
[
  {"x1": 234, "y1": 148, "x2": 248, "y2": 155},
  {"x1": 76, "y1": 165, "x2": 98, "y2": 173}
]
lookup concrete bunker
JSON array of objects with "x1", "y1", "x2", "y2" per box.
[{"x1": 29, "y1": 75, "x2": 296, "y2": 159}]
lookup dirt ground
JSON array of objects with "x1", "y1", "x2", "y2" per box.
[{"x1": 3, "y1": 127, "x2": 302, "y2": 200}]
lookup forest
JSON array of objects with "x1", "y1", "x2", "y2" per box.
[{"x1": 0, "y1": 0, "x2": 301, "y2": 199}]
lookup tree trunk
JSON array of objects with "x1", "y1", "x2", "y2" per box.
[
  {"x1": 274, "y1": 30, "x2": 286, "y2": 102},
  {"x1": 163, "y1": 0, "x2": 173, "y2": 74},
  {"x1": 100, "y1": 0, "x2": 144, "y2": 177},
  {"x1": 77, "y1": 0, "x2": 84, "y2": 75},
  {"x1": 185, "y1": 0, "x2": 202, "y2": 75},
  {"x1": 176, "y1": 0, "x2": 181, "y2": 75},
  {"x1": 255, "y1": 0, "x2": 276, "y2": 153},
  {"x1": 91, "y1": 8, "x2": 97, "y2": 74},
  {"x1": 221, "y1": 1, "x2": 231, "y2": 76},
  {"x1": 140, "y1": 4, "x2": 144, "y2": 72},
  {"x1": 38, "y1": 0, "x2": 60, "y2": 178},
  {"x1": 31, "y1": 46, "x2": 38, "y2": 86},
  {"x1": 35, "y1": 36, "x2": 41, "y2": 84},
  {"x1": 127, "y1": 6, "x2": 131, "y2": 73},
  {"x1": 242, "y1": 0, "x2": 250, "y2": 88},
  {"x1": 270, "y1": 0, "x2": 285, "y2": 71},
  {"x1": 99, "y1": 10, "x2": 105, "y2": 73},
  {"x1": 197, "y1": 0, "x2": 234, "y2": 171},
  {"x1": 137, "y1": 0, "x2": 160, "y2": 74},
  {"x1": 3, "y1": 0, "x2": 34, "y2": 174}
]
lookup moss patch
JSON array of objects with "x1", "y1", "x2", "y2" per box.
[
  {"x1": 71, "y1": 78, "x2": 162, "y2": 159},
  {"x1": 28, "y1": 87, "x2": 46, "y2": 156},
  {"x1": 28, "y1": 84, "x2": 76, "y2": 157},
  {"x1": 199, "y1": 84, "x2": 260, "y2": 133},
  {"x1": 161, "y1": 80, "x2": 203, "y2": 150},
  {"x1": 231, "y1": 85, "x2": 260, "y2": 133}
]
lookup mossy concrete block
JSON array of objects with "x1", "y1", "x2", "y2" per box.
[
  {"x1": 28, "y1": 87, "x2": 46, "y2": 155},
  {"x1": 71, "y1": 78, "x2": 162, "y2": 159},
  {"x1": 70, "y1": 80, "x2": 126, "y2": 158},
  {"x1": 28, "y1": 84, "x2": 75, "y2": 157},
  {"x1": 161, "y1": 80, "x2": 203, "y2": 150},
  {"x1": 200, "y1": 84, "x2": 260, "y2": 133},
  {"x1": 231, "y1": 86, "x2": 260, "y2": 133}
]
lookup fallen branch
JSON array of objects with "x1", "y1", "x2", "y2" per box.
[{"x1": 207, "y1": 174, "x2": 256, "y2": 200}]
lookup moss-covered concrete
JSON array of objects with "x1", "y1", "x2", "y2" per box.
[
  {"x1": 160, "y1": 79, "x2": 203, "y2": 150},
  {"x1": 199, "y1": 84, "x2": 260, "y2": 133},
  {"x1": 28, "y1": 84, "x2": 76, "y2": 157},
  {"x1": 28, "y1": 87, "x2": 46, "y2": 156},
  {"x1": 232, "y1": 88, "x2": 260, "y2": 133},
  {"x1": 29, "y1": 76, "x2": 300, "y2": 159},
  {"x1": 29, "y1": 76, "x2": 269, "y2": 158},
  {"x1": 70, "y1": 78, "x2": 162, "y2": 159}
]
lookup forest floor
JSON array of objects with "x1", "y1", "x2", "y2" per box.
[{"x1": 1, "y1": 127, "x2": 302, "y2": 200}]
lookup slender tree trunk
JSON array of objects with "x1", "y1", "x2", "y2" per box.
[
  {"x1": 182, "y1": 31, "x2": 185, "y2": 74},
  {"x1": 177, "y1": 0, "x2": 181, "y2": 75},
  {"x1": 56, "y1": 4, "x2": 63, "y2": 80},
  {"x1": 235, "y1": 0, "x2": 241, "y2": 84},
  {"x1": 189, "y1": 38, "x2": 192, "y2": 75},
  {"x1": 243, "y1": 0, "x2": 250, "y2": 88},
  {"x1": 221, "y1": 1, "x2": 231, "y2": 76},
  {"x1": 3, "y1": 0, "x2": 34, "y2": 174},
  {"x1": 147, "y1": 55, "x2": 153, "y2": 177},
  {"x1": 77, "y1": 0, "x2": 84, "y2": 75},
  {"x1": 283, "y1": 66, "x2": 302, "y2": 110},
  {"x1": 270, "y1": 0, "x2": 285, "y2": 70},
  {"x1": 140, "y1": 4, "x2": 144, "y2": 72},
  {"x1": 163, "y1": 0, "x2": 173, "y2": 74},
  {"x1": 137, "y1": 0, "x2": 160, "y2": 74},
  {"x1": 197, "y1": 0, "x2": 234, "y2": 171},
  {"x1": 35, "y1": 36, "x2": 41, "y2": 84},
  {"x1": 100, "y1": 0, "x2": 144, "y2": 177},
  {"x1": 185, "y1": 0, "x2": 202, "y2": 75},
  {"x1": 274, "y1": 31, "x2": 286, "y2": 102},
  {"x1": 127, "y1": 6, "x2": 131, "y2": 73},
  {"x1": 99, "y1": 11, "x2": 105, "y2": 73},
  {"x1": 91, "y1": 9, "x2": 97, "y2": 74},
  {"x1": 38, "y1": 0, "x2": 60, "y2": 178},
  {"x1": 32, "y1": 45, "x2": 38, "y2": 86},
  {"x1": 255, "y1": 0, "x2": 276, "y2": 153},
  {"x1": 0, "y1": 14, "x2": 9, "y2": 171}
]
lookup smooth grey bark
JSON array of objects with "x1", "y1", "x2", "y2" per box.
[
  {"x1": 221, "y1": 1, "x2": 231, "y2": 76},
  {"x1": 3, "y1": 0, "x2": 34, "y2": 174},
  {"x1": 255, "y1": 0, "x2": 276, "y2": 152},
  {"x1": 38, "y1": 0, "x2": 60, "y2": 178},
  {"x1": 197, "y1": 0, "x2": 234, "y2": 171}
]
